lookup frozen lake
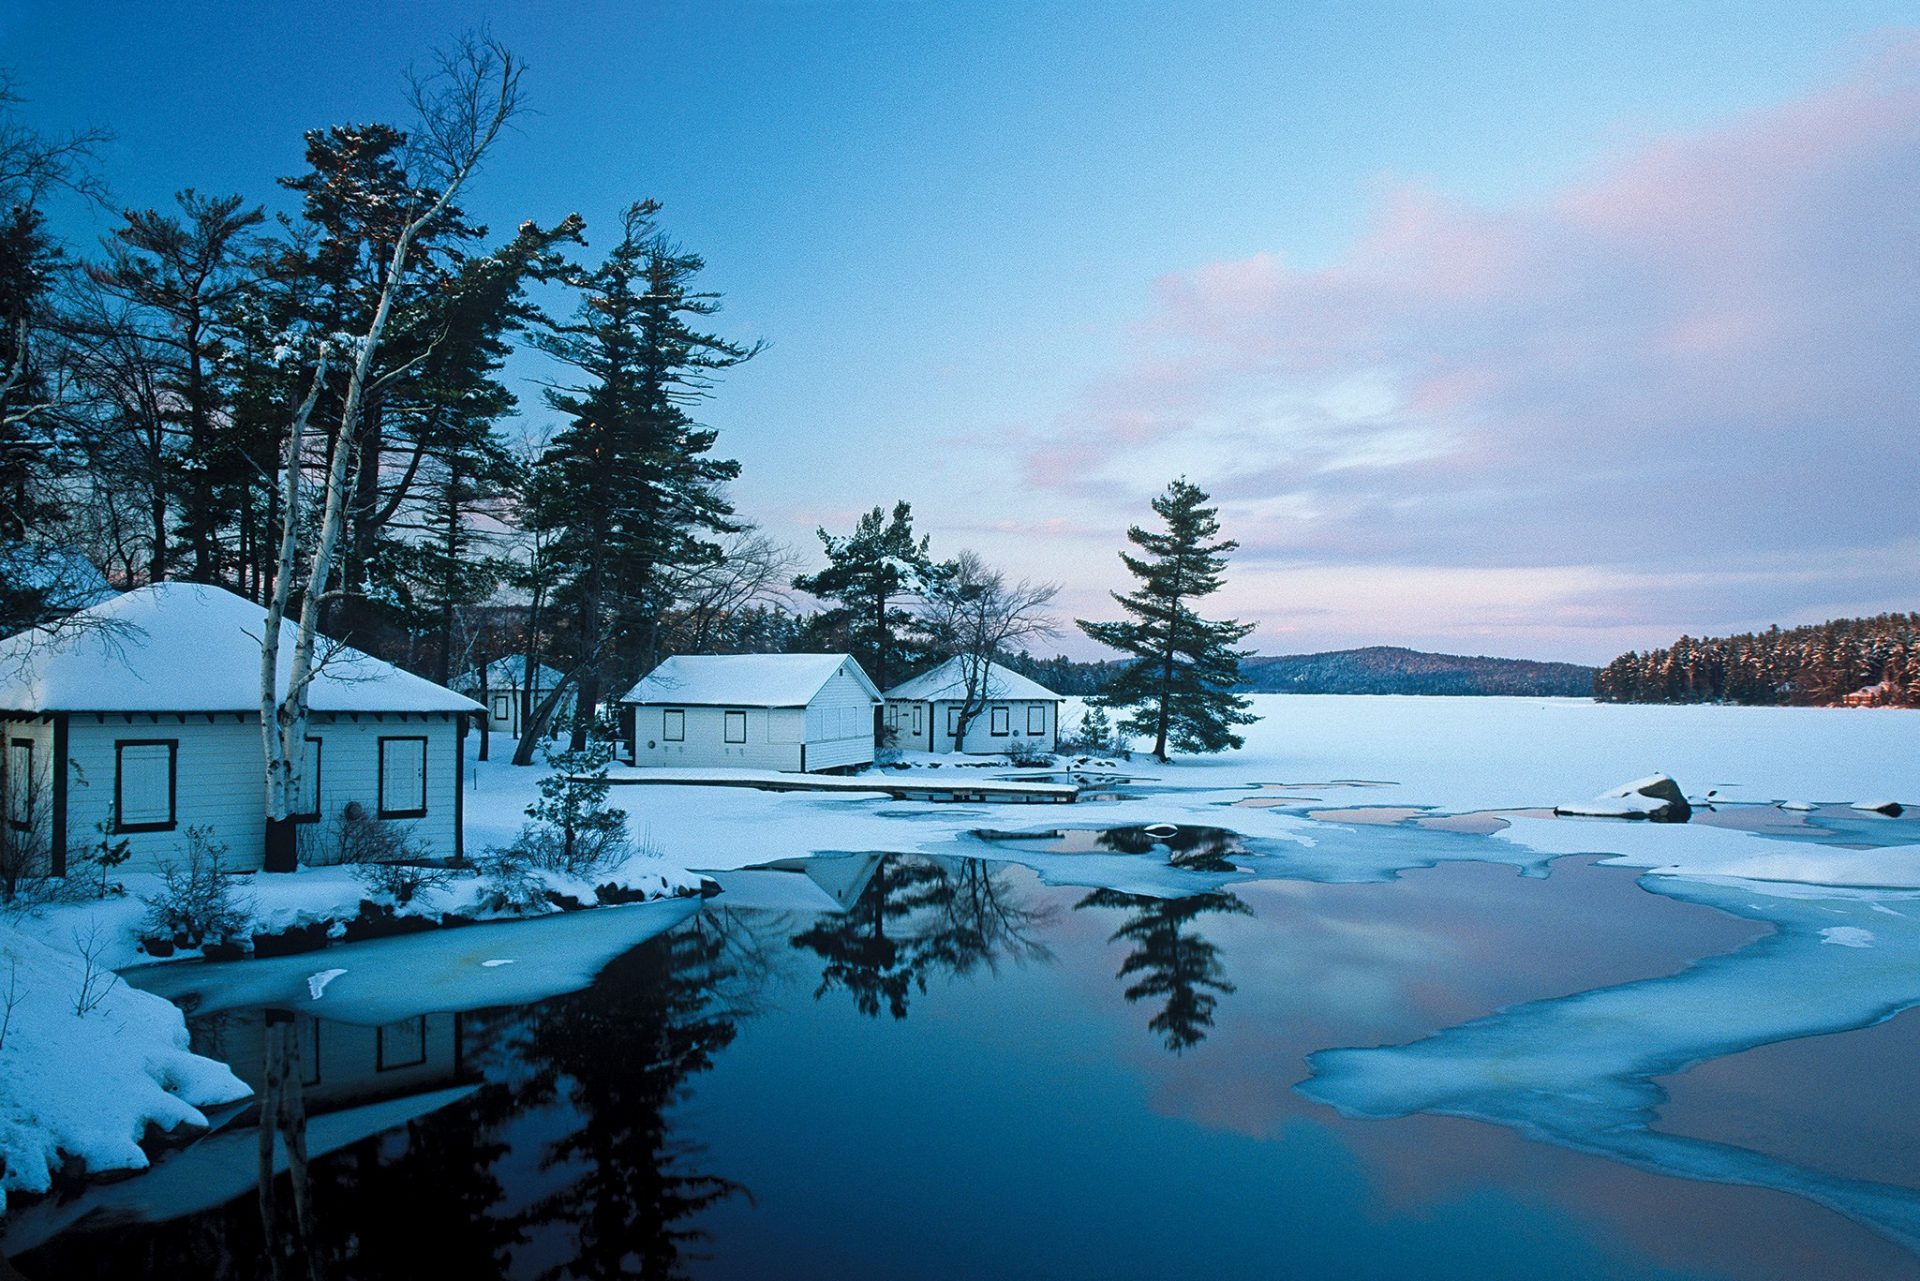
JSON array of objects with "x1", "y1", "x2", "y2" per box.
[{"x1": 9, "y1": 696, "x2": 1920, "y2": 1277}]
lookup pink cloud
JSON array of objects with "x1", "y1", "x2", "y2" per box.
[{"x1": 1029, "y1": 33, "x2": 1920, "y2": 622}]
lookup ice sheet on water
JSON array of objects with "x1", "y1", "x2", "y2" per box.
[
  {"x1": 1299, "y1": 877, "x2": 1920, "y2": 1252},
  {"x1": 132, "y1": 898, "x2": 699, "y2": 1027}
]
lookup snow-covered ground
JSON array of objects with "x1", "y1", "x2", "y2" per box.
[{"x1": 5, "y1": 694, "x2": 1919, "y2": 1224}]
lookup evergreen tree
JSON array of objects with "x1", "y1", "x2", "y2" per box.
[
  {"x1": 1077, "y1": 477, "x2": 1257, "y2": 762},
  {"x1": 525, "y1": 200, "x2": 758, "y2": 757},
  {"x1": 792, "y1": 501, "x2": 933, "y2": 691}
]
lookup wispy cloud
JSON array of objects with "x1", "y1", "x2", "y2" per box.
[{"x1": 1023, "y1": 37, "x2": 1920, "y2": 657}]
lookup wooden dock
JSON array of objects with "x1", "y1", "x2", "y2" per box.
[{"x1": 594, "y1": 767, "x2": 1082, "y2": 804}]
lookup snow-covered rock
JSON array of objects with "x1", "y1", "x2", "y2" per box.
[
  {"x1": 1554, "y1": 774, "x2": 1692, "y2": 822},
  {"x1": 1852, "y1": 799, "x2": 1906, "y2": 817},
  {"x1": 1780, "y1": 799, "x2": 1817, "y2": 812}
]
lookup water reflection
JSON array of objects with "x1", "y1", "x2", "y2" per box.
[
  {"x1": 789, "y1": 854, "x2": 1054, "y2": 1019},
  {"x1": 1076, "y1": 888, "x2": 1252, "y2": 1052}
]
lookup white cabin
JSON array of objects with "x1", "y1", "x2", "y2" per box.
[
  {"x1": 621, "y1": 653, "x2": 881, "y2": 773},
  {"x1": 452, "y1": 656, "x2": 575, "y2": 738},
  {"x1": 0, "y1": 583, "x2": 480, "y2": 876},
  {"x1": 884, "y1": 658, "x2": 1064, "y2": 755}
]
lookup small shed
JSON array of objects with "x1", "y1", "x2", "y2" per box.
[
  {"x1": 621, "y1": 653, "x2": 881, "y2": 773},
  {"x1": 0, "y1": 583, "x2": 480, "y2": 875},
  {"x1": 884, "y1": 658, "x2": 1064, "y2": 755},
  {"x1": 452, "y1": 656, "x2": 575, "y2": 738}
]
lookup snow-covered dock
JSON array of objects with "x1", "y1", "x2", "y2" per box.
[{"x1": 595, "y1": 766, "x2": 1083, "y2": 803}]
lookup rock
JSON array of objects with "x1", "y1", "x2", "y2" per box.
[
  {"x1": 1555, "y1": 774, "x2": 1692, "y2": 823},
  {"x1": 1852, "y1": 800, "x2": 1905, "y2": 817},
  {"x1": 1779, "y1": 800, "x2": 1817, "y2": 812}
]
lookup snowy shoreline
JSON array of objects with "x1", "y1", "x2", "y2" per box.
[{"x1": 5, "y1": 695, "x2": 1918, "y2": 1224}]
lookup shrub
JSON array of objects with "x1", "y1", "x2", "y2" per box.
[
  {"x1": 1063, "y1": 702, "x2": 1116, "y2": 754},
  {"x1": 476, "y1": 845, "x2": 548, "y2": 914},
  {"x1": 350, "y1": 857, "x2": 459, "y2": 907},
  {"x1": 525, "y1": 737, "x2": 630, "y2": 876},
  {"x1": 143, "y1": 827, "x2": 251, "y2": 948},
  {"x1": 326, "y1": 802, "x2": 412, "y2": 865},
  {"x1": 81, "y1": 808, "x2": 133, "y2": 899},
  {"x1": 1005, "y1": 741, "x2": 1055, "y2": 768}
]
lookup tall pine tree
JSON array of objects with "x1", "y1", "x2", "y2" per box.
[
  {"x1": 523, "y1": 200, "x2": 758, "y2": 758},
  {"x1": 1078, "y1": 477, "x2": 1257, "y2": 762}
]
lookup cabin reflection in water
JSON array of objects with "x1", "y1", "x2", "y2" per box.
[{"x1": 195, "y1": 1007, "x2": 472, "y2": 1118}]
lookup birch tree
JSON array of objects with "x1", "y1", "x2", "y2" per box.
[
  {"x1": 259, "y1": 36, "x2": 523, "y2": 871},
  {"x1": 919, "y1": 550, "x2": 1058, "y2": 747}
]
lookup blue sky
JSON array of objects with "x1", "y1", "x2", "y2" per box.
[{"x1": 7, "y1": 1, "x2": 1917, "y2": 662}]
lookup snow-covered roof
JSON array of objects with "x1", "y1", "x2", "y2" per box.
[
  {"x1": 0, "y1": 583, "x2": 482, "y2": 714},
  {"x1": 621, "y1": 653, "x2": 879, "y2": 708},
  {"x1": 884, "y1": 657, "x2": 1063, "y2": 703},
  {"x1": 453, "y1": 656, "x2": 566, "y2": 691}
]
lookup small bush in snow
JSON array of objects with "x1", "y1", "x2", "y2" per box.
[
  {"x1": 1063, "y1": 703, "x2": 1116, "y2": 754},
  {"x1": 0, "y1": 814, "x2": 54, "y2": 906},
  {"x1": 1005, "y1": 742, "x2": 1055, "y2": 768},
  {"x1": 350, "y1": 857, "x2": 459, "y2": 907},
  {"x1": 476, "y1": 846, "x2": 548, "y2": 914},
  {"x1": 524, "y1": 737, "x2": 630, "y2": 876},
  {"x1": 81, "y1": 809, "x2": 133, "y2": 899},
  {"x1": 143, "y1": 827, "x2": 251, "y2": 948},
  {"x1": 325, "y1": 802, "x2": 413, "y2": 866}
]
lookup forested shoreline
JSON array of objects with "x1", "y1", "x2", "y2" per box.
[{"x1": 1595, "y1": 615, "x2": 1920, "y2": 707}]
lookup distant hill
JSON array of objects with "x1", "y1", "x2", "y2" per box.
[{"x1": 1238, "y1": 646, "x2": 1597, "y2": 697}]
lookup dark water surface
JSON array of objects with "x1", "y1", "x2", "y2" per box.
[{"x1": 13, "y1": 853, "x2": 1920, "y2": 1280}]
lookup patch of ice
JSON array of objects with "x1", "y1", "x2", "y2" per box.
[
  {"x1": 1820, "y1": 926, "x2": 1876, "y2": 948},
  {"x1": 306, "y1": 968, "x2": 346, "y2": 1000},
  {"x1": 480, "y1": 959, "x2": 515, "y2": 968}
]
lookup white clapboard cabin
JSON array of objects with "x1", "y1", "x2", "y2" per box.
[
  {"x1": 0, "y1": 583, "x2": 481, "y2": 876},
  {"x1": 884, "y1": 658, "x2": 1065, "y2": 755},
  {"x1": 621, "y1": 654, "x2": 881, "y2": 773},
  {"x1": 453, "y1": 656, "x2": 575, "y2": 738}
]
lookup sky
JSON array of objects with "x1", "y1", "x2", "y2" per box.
[{"x1": 5, "y1": 0, "x2": 1918, "y2": 664}]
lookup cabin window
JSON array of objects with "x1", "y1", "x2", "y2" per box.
[
  {"x1": 5, "y1": 739, "x2": 31, "y2": 831},
  {"x1": 663, "y1": 709, "x2": 685, "y2": 741},
  {"x1": 114, "y1": 739, "x2": 177, "y2": 832},
  {"x1": 911, "y1": 705, "x2": 923, "y2": 735},
  {"x1": 491, "y1": 694, "x2": 512, "y2": 721},
  {"x1": 724, "y1": 710, "x2": 747, "y2": 743},
  {"x1": 946, "y1": 706, "x2": 960, "y2": 735},
  {"x1": 295, "y1": 736, "x2": 323, "y2": 823},
  {"x1": 375, "y1": 1016, "x2": 428, "y2": 1070},
  {"x1": 990, "y1": 706, "x2": 1011, "y2": 736},
  {"x1": 378, "y1": 736, "x2": 428, "y2": 818},
  {"x1": 1027, "y1": 705, "x2": 1048, "y2": 735}
]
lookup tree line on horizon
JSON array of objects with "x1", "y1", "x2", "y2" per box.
[{"x1": 1594, "y1": 613, "x2": 1920, "y2": 707}]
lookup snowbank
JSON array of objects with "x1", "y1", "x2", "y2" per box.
[{"x1": 0, "y1": 931, "x2": 249, "y2": 1214}]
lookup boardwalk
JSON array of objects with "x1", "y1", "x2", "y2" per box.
[{"x1": 594, "y1": 766, "x2": 1085, "y2": 804}]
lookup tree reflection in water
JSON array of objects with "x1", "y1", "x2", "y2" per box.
[
  {"x1": 1095, "y1": 824, "x2": 1244, "y2": 873},
  {"x1": 789, "y1": 855, "x2": 1056, "y2": 1019},
  {"x1": 16, "y1": 917, "x2": 760, "y2": 1281},
  {"x1": 1077, "y1": 887, "x2": 1252, "y2": 1052}
]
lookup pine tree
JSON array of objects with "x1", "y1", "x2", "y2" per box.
[
  {"x1": 523, "y1": 201, "x2": 758, "y2": 758},
  {"x1": 792, "y1": 501, "x2": 933, "y2": 691},
  {"x1": 1077, "y1": 478, "x2": 1257, "y2": 762}
]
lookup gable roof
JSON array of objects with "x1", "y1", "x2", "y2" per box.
[
  {"x1": 884, "y1": 657, "x2": 1063, "y2": 703},
  {"x1": 0, "y1": 582, "x2": 482, "y2": 714},
  {"x1": 621, "y1": 653, "x2": 880, "y2": 708}
]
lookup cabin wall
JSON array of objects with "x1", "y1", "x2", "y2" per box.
[
  {"x1": 629, "y1": 704, "x2": 806, "y2": 771},
  {"x1": 0, "y1": 716, "x2": 57, "y2": 872},
  {"x1": 60, "y1": 711, "x2": 461, "y2": 874},
  {"x1": 803, "y1": 668, "x2": 879, "y2": 770},
  {"x1": 884, "y1": 699, "x2": 1058, "y2": 754}
]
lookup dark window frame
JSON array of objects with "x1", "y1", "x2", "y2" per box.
[
  {"x1": 114, "y1": 738, "x2": 179, "y2": 833},
  {"x1": 377, "y1": 735, "x2": 429, "y2": 819},
  {"x1": 663, "y1": 709, "x2": 686, "y2": 742},
  {"x1": 1027, "y1": 704, "x2": 1048, "y2": 735},
  {"x1": 5, "y1": 737, "x2": 31, "y2": 832},
  {"x1": 723, "y1": 710, "x2": 747, "y2": 744},
  {"x1": 375, "y1": 1016, "x2": 428, "y2": 1071},
  {"x1": 946, "y1": 706, "x2": 960, "y2": 735},
  {"x1": 294, "y1": 735, "x2": 323, "y2": 824},
  {"x1": 491, "y1": 694, "x2": 512, "y2": 721},
  {"x1": 990, "y1": 705, "x2": 1011, "y2": 736}
]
